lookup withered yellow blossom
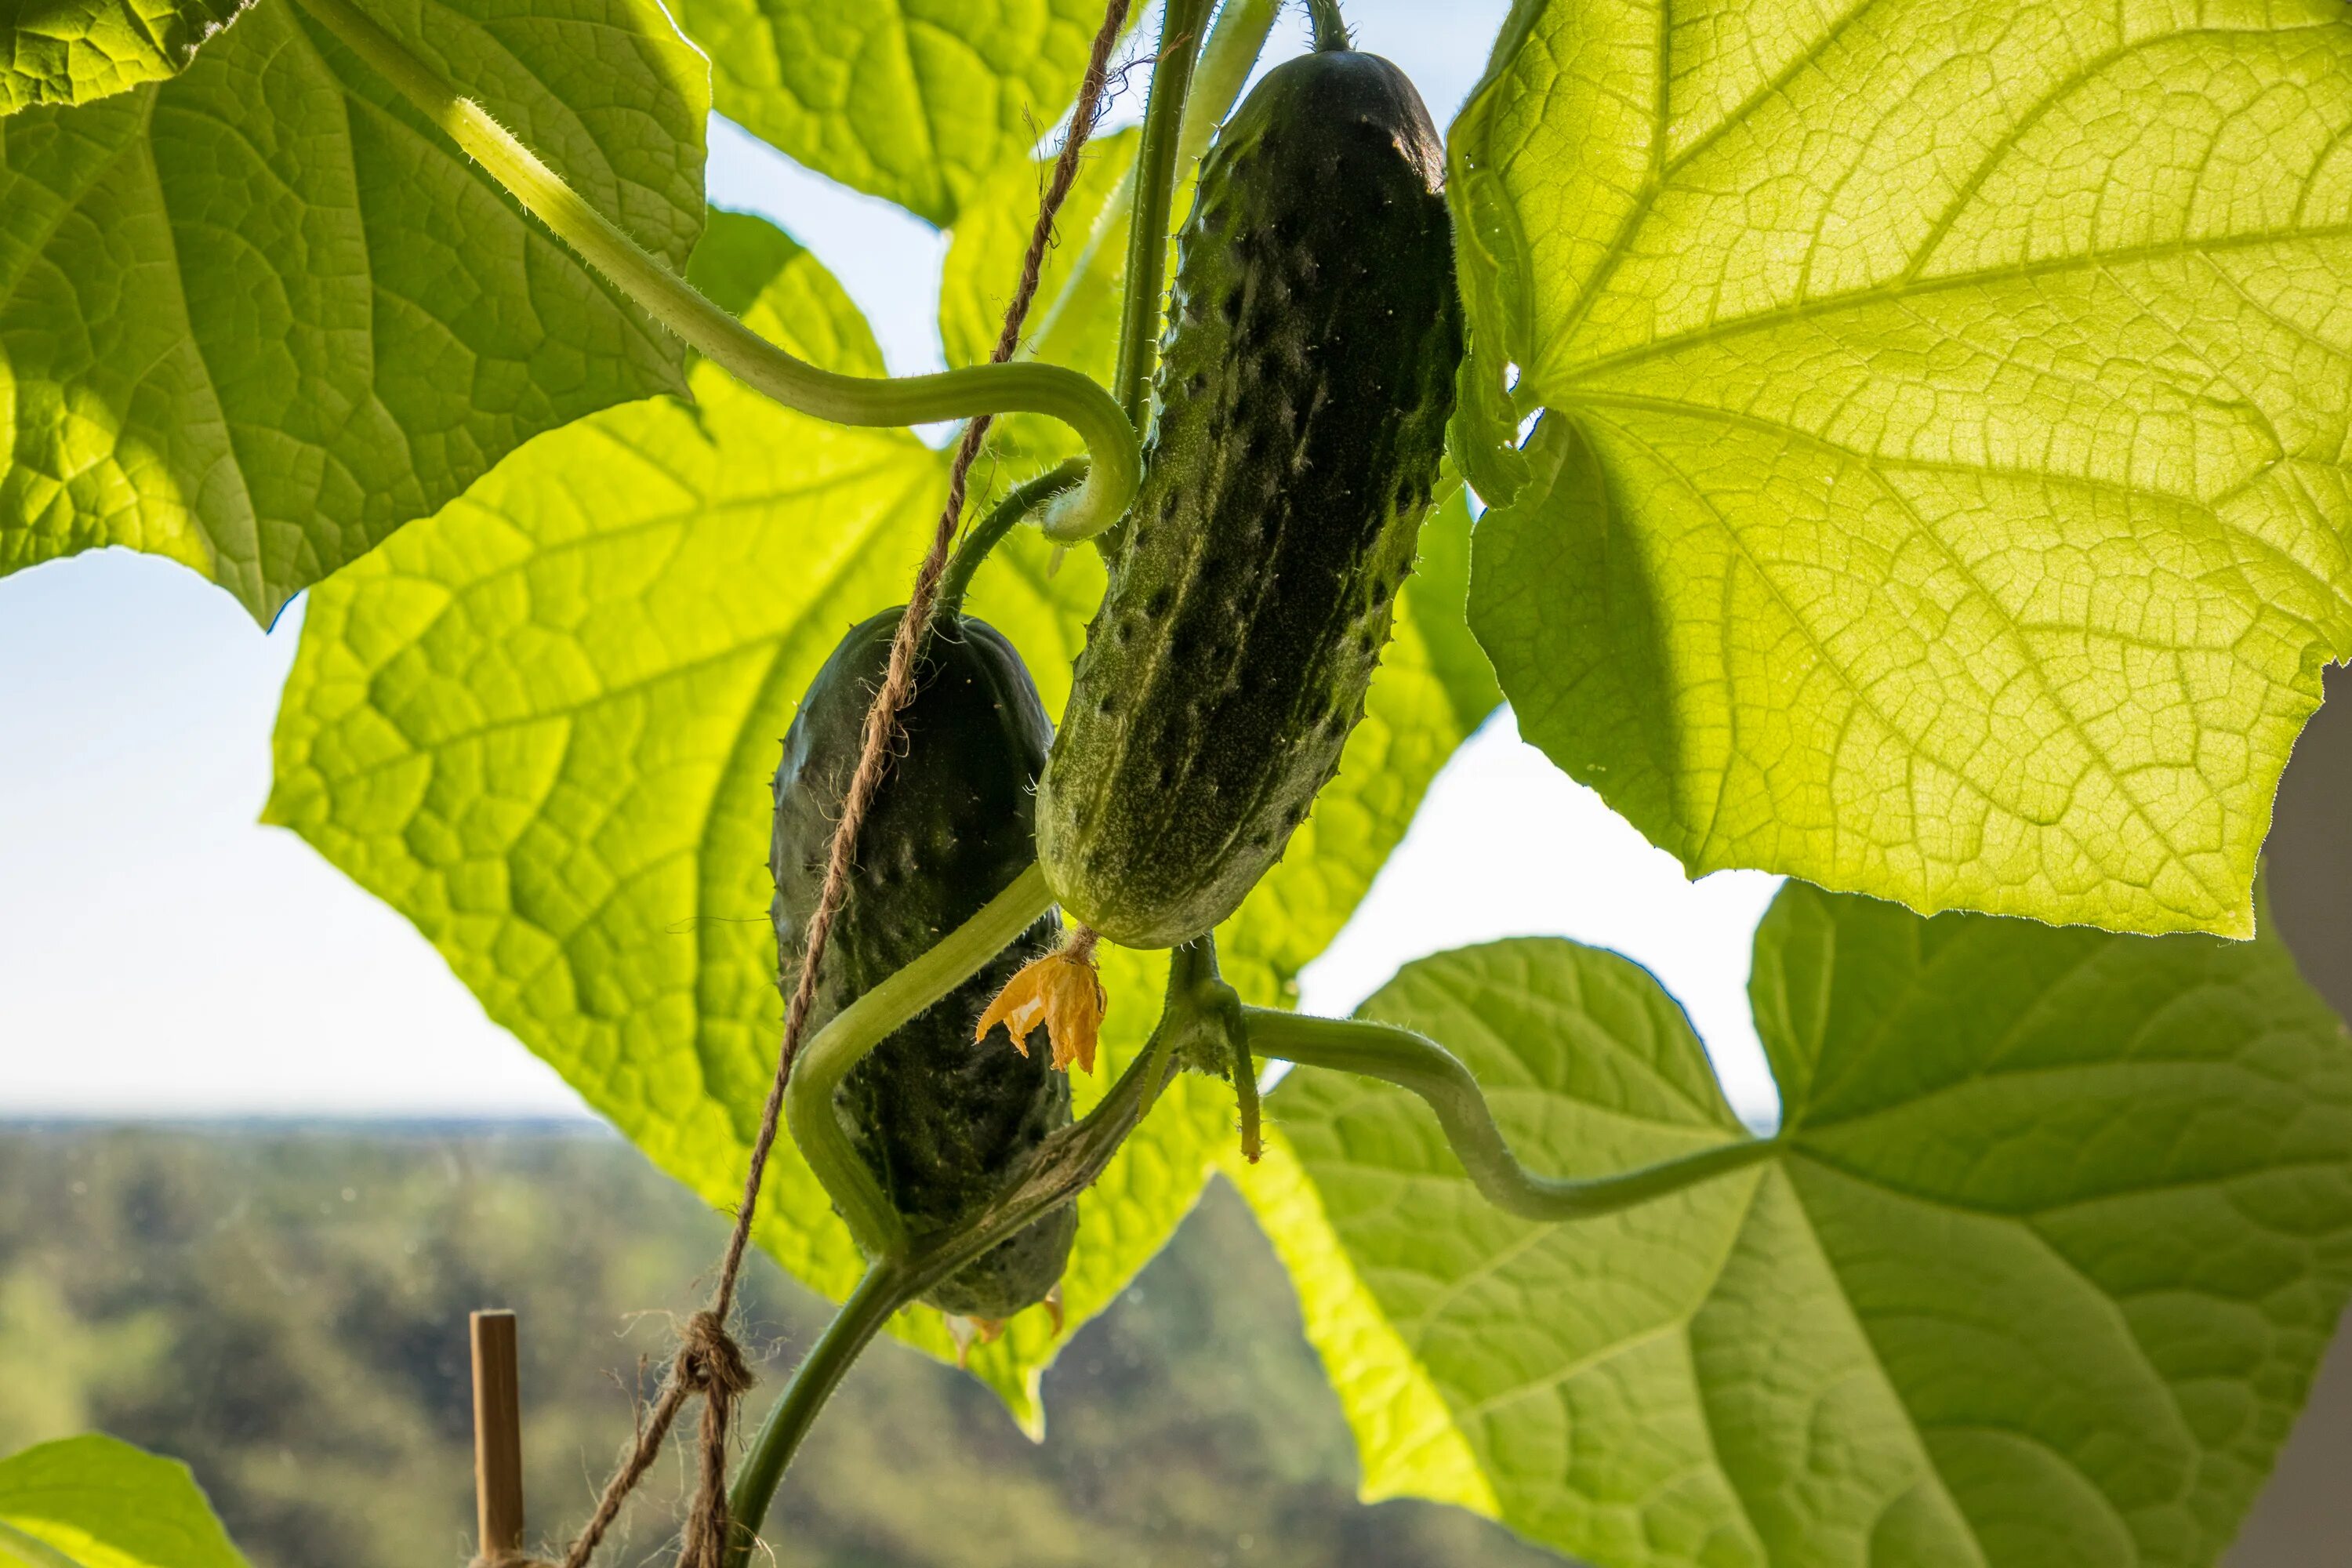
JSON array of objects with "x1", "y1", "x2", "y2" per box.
[{"x1": 975, "y1": 931, "x2": 1106, "y2": 1074}]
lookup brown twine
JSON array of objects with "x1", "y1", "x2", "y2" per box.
[{"x1": 543, "y1": 5, "x2": 1132, "y2": 1566}]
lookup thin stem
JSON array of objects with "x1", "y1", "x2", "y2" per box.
[
  {"x1": 1105, "y1": 0, "x2": 1218, "y2": 435},
  {"x1": 786, "y1": 865, "x2": 1057, "y2": 1256},
  {"x1": 936, "y1": 463, "x2": 1085, "y2": 619},
  {"x1": 1304, "y1": 0, "x2": 1351, "y2": 52},
  {"x1": 1229, "y1": 1015, "x2": 1262, "y2": 1163},
  {"x1": 288, "y1": 0, "x2": 1140, "y2": 543},
  {"x1": 1177, "y1": 0, "x2": 1279, "y2": 181},
  {"x1": 1245, "y1": 1009, "x2": 1777, "y2": 1221},
  {"x1": 722, "y1": 1261, "x2": 914, "y2": 1568}
]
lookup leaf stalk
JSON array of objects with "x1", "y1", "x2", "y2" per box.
[
  {"x1": 285, "y1": 0, "x2": 1141, "y2": 542},
  {"x1": 1105, "y1": 0, "x2": 1219, "y2": 439},
  {"x1": 1244, "y1": 1008, "x2": 1777, "y2": 1219}
]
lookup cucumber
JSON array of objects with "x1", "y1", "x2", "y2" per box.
[
  {"x1": 770, "y1": 608, "x2": 1076, "y2": 1319},
  {"x1": 1036, "y1": 40, "x2": 1462, "y2": 949}
]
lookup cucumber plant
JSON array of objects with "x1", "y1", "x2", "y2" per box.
[{"x1": 8, "y1": 0, "x2": 2352, "y2": 1566}]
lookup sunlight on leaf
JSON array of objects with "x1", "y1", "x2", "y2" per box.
[
  {"x1": 0, "y1": 0, "x2": 707, "y2": 623},
  {"x1": 0, "y1": 0, "x2": 251, "y2": 111},
  {"x1": 671, "y1": 0, "x2": 1120, "y2": 226},
  {"x1": 0, "y1": 1435, "x2": 248, "y2": 1568},
  {"x1": 1245, "y1": 880, "x2": 2352, "y2": 1568},
  {"x1": 1452, "y1": 0, "x2": 2352, "y2": 937}
]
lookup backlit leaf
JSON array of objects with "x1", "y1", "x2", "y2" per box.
[
  {"x1": 1248, "y1": 880, "x2": 2352, "y2": 1566},
  {"x1": 0, "y1": 1436, "x2": 248, "y2": 1568},
  {"x1": 1451, "y1": 0, "x2": 2352, "y2": 936},
  {"x1": 670, "y1": 0, "x2": 1116, "y2": 226},
  {"x1": 1, "y1": 0, "x2": 249, "y2": 111},
  {"x1": 0, "y1": 0, "x2": 706, "y2": 622},
  {"x1": 938, "y1": 127, "x2": 1140, "y2": 487}
]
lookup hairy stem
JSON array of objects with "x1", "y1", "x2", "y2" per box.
[
  {"x1": 1304, "y1": 0, "x2": 1351, "y2": 52},
  {"x1": 287, "y1": 0, "x2": 1140, "y2": 542},
  {"x1": 1229, "y1": 1016, "x2": 1262, "y2": 1163},
  {"x1": 1178, "y1": 0, "x2": 1279, "y2": 181},
  {"x1": 1103, "y1": 0, "x2": 1218, "y2": 438},
  {"x1": 935, "y1": 463, "x2": 1086, "y2": 619},
  {"x1": 726, "y1": 993, "x2": 1188, "y2": 1567},
  {"x1": 786, "y1": 866, "x2": 1057, "y2": 1257},
  {"x1": 1245, "y1": 1010, "x2": 1777, "y2": 1220},
  {"x1": 722, "y1": 1261, "x2": 914, "y2": 1568}
]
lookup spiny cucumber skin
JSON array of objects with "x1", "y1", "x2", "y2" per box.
[
  {"x1": 1037, "y1": 48, "x2": 1463, "y2": 950},
  {"x1": 771, "y1": 609, "x2": 1076, "y2": 1319}
]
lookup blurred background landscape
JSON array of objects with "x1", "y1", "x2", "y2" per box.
[{"x1": 0, "y1": 1127, "x2": 1555, "y2": 1568}]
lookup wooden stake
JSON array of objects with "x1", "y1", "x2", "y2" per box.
[{"x1": 471, "y1": 1309, "x2": 525, "y2": 1559}]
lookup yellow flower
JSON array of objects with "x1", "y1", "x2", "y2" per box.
[{"x1": 975, "y1": 934, "x2": 1106, "y2": 1074}]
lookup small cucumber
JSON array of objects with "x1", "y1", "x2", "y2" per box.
[
  {"x1": 1036, "y1": 42, "x2": 1463, "y2": 949},
  {"x1": 771, "y1": 609, "x2": 1076, "y2": 1319}
]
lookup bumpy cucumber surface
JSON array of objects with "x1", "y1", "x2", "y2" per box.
[
  {"x1": 1036, "y1": 44, "x2": 1462, "y2": 949},
  {"x1": 771, "y1": 608, "x2": 1075, "y2": 1319}
]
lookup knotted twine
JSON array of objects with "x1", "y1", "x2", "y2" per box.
[{"x1": 532, "y1": 5, "x2": 1135, "y2": 1566}]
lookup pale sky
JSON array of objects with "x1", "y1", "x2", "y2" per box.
[{"x1": 0, "y1": 0, "x2": 1784, "y2": 1127}]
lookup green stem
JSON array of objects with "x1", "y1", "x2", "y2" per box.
[
  {"x1": 288, "y1": 0, "x2": 1140, "y2": 543},
  {"x1": 723, "y1": 1261, "x2": 915, "y2": 1568},
  {"x1": 1303, "y1": 0, "x2": 1351, "y2": 52},
  {"x1": 936, "y1": 463, "x2": 1085, "y2": 619},
  {"x1": 727, "y1": 999, "x2": 1188, "y2": 1568},
  {"x1": 1245, "y1": 1009, "x2": 1777, "y2": 1221},
  {"x1": 1105, "y1": 0, "x2": 1218, "y2": 434},
  {"x1": 786, "y1": 865, "x2": 1056, "y2": 1257},
  {"x1": 1229, "y1": 1016, "x2": 1262, "y2": 1163},
  {"x1": 1177, "y1": 0, "x2": 1279, "y2": 183}
]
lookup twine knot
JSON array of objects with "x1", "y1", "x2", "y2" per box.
[{"x1": 676, "y1": 1310, "x2": 753, "y2": 1400}]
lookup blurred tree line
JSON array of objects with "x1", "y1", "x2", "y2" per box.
[{"x1": 0, "y1": 1125, "x2": 1560, "y2": 1568}]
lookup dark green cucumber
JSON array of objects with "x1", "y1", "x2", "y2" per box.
[
  {"x1": 1036, "y1": 42, "x2": 1462, "y2": 949},
  {"x1": 770, "y1": 608, "x2": 1075, "y2": 1319}
]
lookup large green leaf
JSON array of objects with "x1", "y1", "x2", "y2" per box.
[
  {"x1": 0, "y1": 0, "x2": 706, "y2": 622},
  {"x1": 670, "y1": 0, "x2": 1115, "y2": 227},
  {"x1": 267, "y1": 209, "x2": 1496, "y2": 1424},
  {"x1": 1451, "y1": 0, "x2": 2352, "y2": 938},
  {"x1": 1244, "y1": 881, "x2": 2352, "y2": 1566},
  {"x1": 1, "y1": 0, "x2": 249, "y2": 111},
  {"x1": 0, "y1": 1436, "x2": 248, "y2": 1568}
]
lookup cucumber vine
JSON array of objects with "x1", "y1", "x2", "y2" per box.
[
  {"x1": 314, "y1": 0, "x2": 1778, "y2": 1549},
  {"x1": 16, "y1": 0, "x2": 2350, "y2": 1565}
]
